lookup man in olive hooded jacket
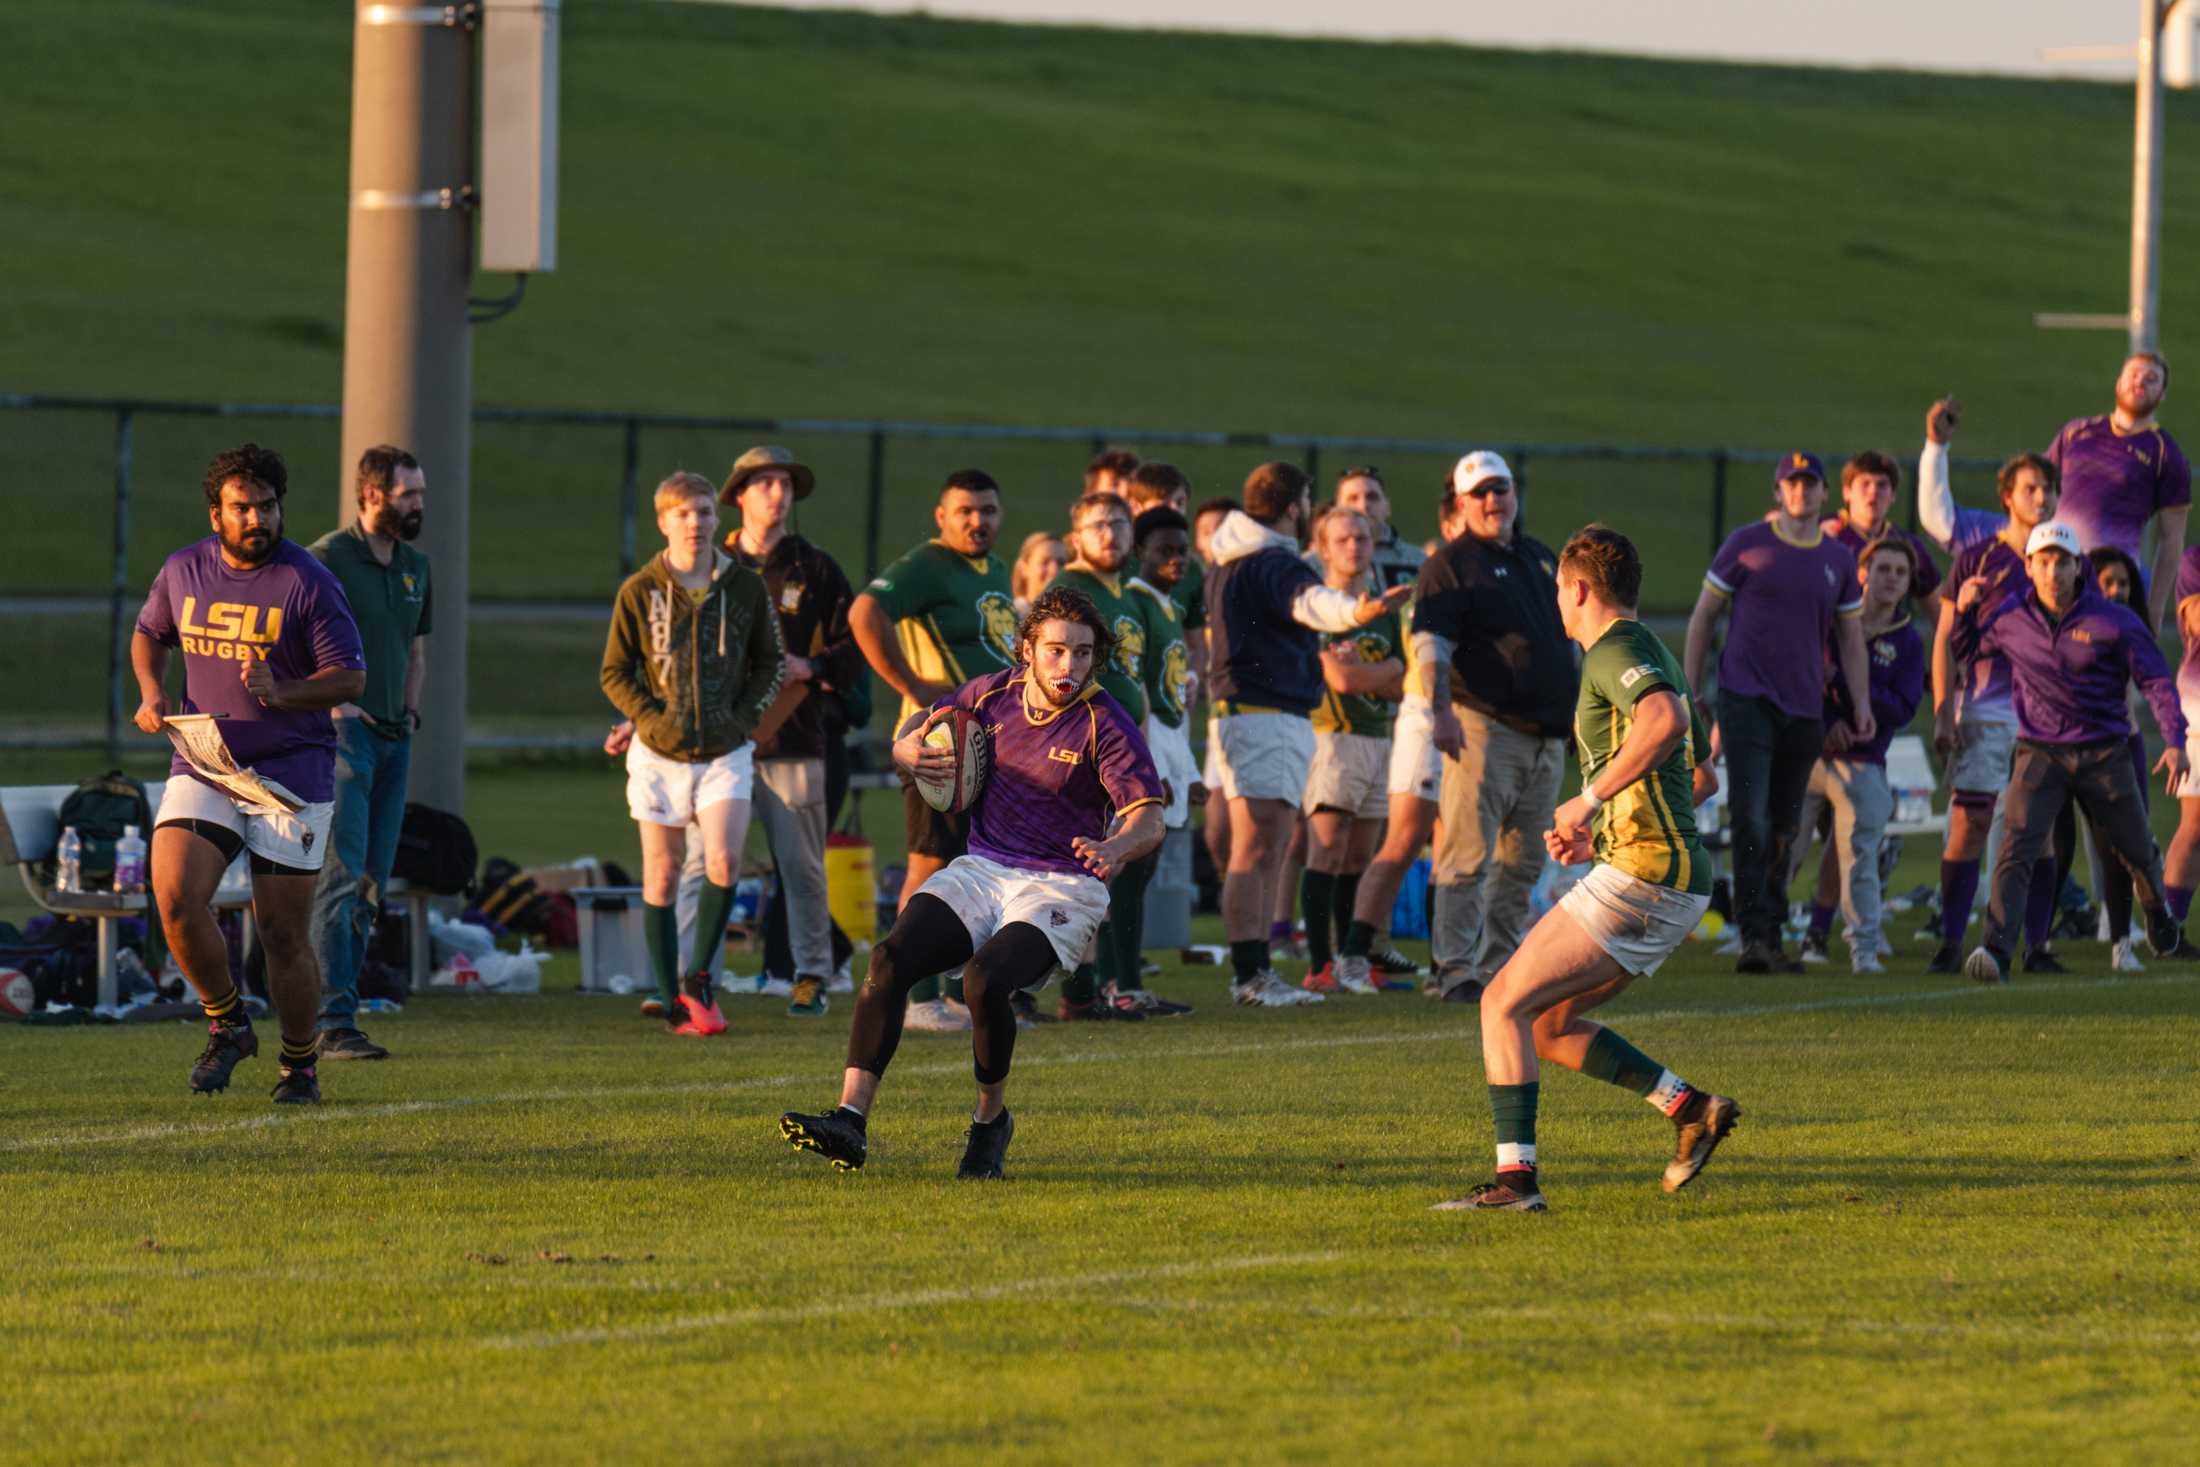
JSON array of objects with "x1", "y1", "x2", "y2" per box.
[{"x1": 602, "y1": 471, "x2": 785, "y2": 1032}]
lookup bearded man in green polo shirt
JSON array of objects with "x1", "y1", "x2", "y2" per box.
[{"x1": 306, "y1": 445, "x2": 431, "y2": 1061}]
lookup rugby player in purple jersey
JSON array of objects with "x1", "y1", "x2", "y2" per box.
[
  {"x1": 132, "y1": 444, "x2": 366, "y2": 1105},
  {"x1": 780, "y1": 585, "x2": 1165, "y2": 1179}
]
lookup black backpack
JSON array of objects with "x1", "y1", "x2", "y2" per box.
[
  {"x1": 391, "y1": 803, "x2": 478, "y2": 896},
  {"x1": 49, "y1": 770, "x2": 152, "y2": 890}
]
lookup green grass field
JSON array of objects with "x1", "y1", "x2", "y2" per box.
[
  {"x1": 5, "y1": 935, "x2": 2198, "y2": 1463},
  {"x1": 6, "y1": 0, "x2": 2197, "y2": 606}
]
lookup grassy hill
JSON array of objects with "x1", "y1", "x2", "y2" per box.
[{"x1": 4, "y1": 1, "x2": 2194, "y2": 608}]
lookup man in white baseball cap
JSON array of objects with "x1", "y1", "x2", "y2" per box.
[
  {"x1": 1946, "y1": 515, "x2": 2193, "y2": 982},
  {"x1": 1406, "y1": 449, "x2": 1578, "y2": 1000}
]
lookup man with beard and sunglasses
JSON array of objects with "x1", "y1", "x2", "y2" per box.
[
  {"x1": 305, "y1": 445, "x2": 431, "y2": 1060},
  {"x1": 133, "y1": 443, "x2": 366, "y2": 1105},
  {"x1": 780, "y1": 585, "x2": 1165, "y2": 1179}
]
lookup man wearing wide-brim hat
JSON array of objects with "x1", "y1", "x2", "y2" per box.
[{"x1": 711, "y1": 446, "x2": 864, "y2": 1017}]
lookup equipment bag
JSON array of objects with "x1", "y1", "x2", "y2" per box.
[
  {"x1": 391, "y1": 803, "x2": 478, "y2": 896},
  {"x1": 46, "y1": 770, "x2": 152, "y2": 890}
]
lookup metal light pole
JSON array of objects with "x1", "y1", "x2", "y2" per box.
[
  {"x1": 337, "y1": 2, "x2": 476, "y2": 815},
  {"x1": 2132, "y1": 0, "x2": 2167, "y2": 353}
]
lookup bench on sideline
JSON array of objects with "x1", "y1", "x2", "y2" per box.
[{"x1": 0, "y1": 779, "x2": 259, "y2": 1009}]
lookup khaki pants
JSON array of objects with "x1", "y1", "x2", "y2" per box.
[{"x1": 1431, "y1": 705, "x2": 1565, "y2": 990}]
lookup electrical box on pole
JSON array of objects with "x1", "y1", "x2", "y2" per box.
[
  {"x1": 2168, "y1": 0, "x2": 2197, "y2": 87},
  {"x1": 480, "y1": 0, "x2": 559, "y2": 273}
]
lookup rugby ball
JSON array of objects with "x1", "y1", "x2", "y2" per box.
[
  {"x1": 915, "y1": 709, "x2": 991, "y2": 814},
  {"x1": 0, "y1": 967, "x2": 34, "y2": 1020}
]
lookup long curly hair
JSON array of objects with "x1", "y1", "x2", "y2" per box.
[{"x1": 1017, "y1": 583, "x2": 1117, "y2": 669}]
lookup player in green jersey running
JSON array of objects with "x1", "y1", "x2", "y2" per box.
[{"x1": 1440, "y1": 525, "x2": 1742, "y2": 1214}]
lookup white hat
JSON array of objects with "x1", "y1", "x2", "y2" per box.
[
  {"x1": 2024, "y1": 521, "x2": 2081, "y2": 559},
  {"x1": 1451, "y1": 451, "x2": 1514, "y2": 497}
]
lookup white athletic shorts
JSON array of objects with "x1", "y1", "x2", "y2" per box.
[
  {"x1": 1201, "y1": 730, "x2": 1224, "y2": 794},
  {"x1": 1948, "y1": 713, "x2": 2017, "y2": 794},
  {"x1": 1387, "y1": 696, "x2": 1442, "y2": 801},
  {"x1": 1557, "y1": 864, "x2": 1710, "y2": 977},
  {"x1": 1211, "y1": 712, "x2": 1315, "y2": 805},
  {"x1": 626, "y1": 740, "x2": 754, "y2": 826},
  {"x1": 1145, "y1": 716, "x2": 1201, "y2": 829},
  {"x1": 156, "y1": 775, "x2": 335, "y2": 873},
  {"x1": 1303, "y1": 730, "x2": 1389, "y2": 820},
  {"x1": 917, "y1": 852, "x2": 1111, "y2": 970}
]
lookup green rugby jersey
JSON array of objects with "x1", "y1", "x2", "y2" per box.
[
  {"x1": 864, "y1": 541, "x2": 1019, "y2": 721},
  {"x1": 1047, "y1": 565, "x2": 1157, "y2": 722},
  {"x1": 1576, "y1": 617, "x2": 1711, "y2": 894},
  {"x1": 1129, "y1": 575, "x2": 1189, "y2": 729},
  {"x1": 1311, "y1": 608, "x2": 1402, "y2": 737}
]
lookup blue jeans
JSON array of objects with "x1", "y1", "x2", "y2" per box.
[{"x1": 311, "y1": 718, "x2": 412, "y2": 1029}]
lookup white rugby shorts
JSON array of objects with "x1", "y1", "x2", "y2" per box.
[
  {"x1": 1144, "y1": 716, "x2": 1201, "y2": 829},
  {"x1": 1211, "y1": 712, "x2": 1315, "y2": 806},
  {"x1": 917, "y1": 852, "x2": 1111, "y2": 970},
  {"x1": 1303, "y1": 730, "x2": 1389, "y2": 820},
  {"x1": 626, "y1": 740, "x2": 754, "y2": 826},
  {"x1": 1557, "y1": 863, "x2": 1710, "y2": 977},
  {"x1": 1948, "y1": 713, "x2": 2017, "y2": 795},
  {"x1": 156, "y1": 775, "x2": 335, "y2": 873},
  {"x1": 1387, "y1": 696, "x2": 1442, "y2": 801}
]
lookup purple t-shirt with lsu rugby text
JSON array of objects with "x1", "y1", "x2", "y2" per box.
[
  {"x1": 934, "y1": 667, "x2": 1163, "y2": 878},
  {"x1": 2046, "y1": 415, "x2": 2190, "y2": 567},
  {"x1": 136, "y1": 538, "x2": 365, "y2": 803},
  {"x1": 1704, "y1": 522, "x2": 1862, "y2": 719}
]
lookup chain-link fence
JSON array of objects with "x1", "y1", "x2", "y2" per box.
[{"x1": 2, "y1": 391, "x2": 1999, "y2": 755}]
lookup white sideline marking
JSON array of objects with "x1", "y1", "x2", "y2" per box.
[
  {"x1": 482, "y1": 1249, "x2": 1345, "y2": 1350},
  {"x1": 5, "y1": 971, "x2": 2186, "y2": 1155}
]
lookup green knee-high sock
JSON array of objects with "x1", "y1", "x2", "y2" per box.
[
  {"x1": 1301, "y1": 869, "x2": 1338, "y2": 969},
  {"x1": 687, "y1": 880, "x2": 738, "y2": 979},
  {"x1": 1489, "y1": 1080, "x2": 1539, "y2": 1177},
  {"x1": 1580, "y1": 1027, "x2": 1694, "y2": 1115},
  {"x1": 643, "y1": 901, "x2": 680, "y2": 1005}
]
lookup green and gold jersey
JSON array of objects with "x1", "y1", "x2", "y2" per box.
[
  {"x1": 1311, "y1": 608, "x2": 1402, "y2": 737},
  {"x1": 1048, "y1": 565, "x2": 1155, "y2": 722},
  {"x1": 1129, "y1": 575, "x2": 1189, "y2": 729},
  {"x1": 1576, "y1": 618, "x2": 1711, "y2": 895},
  {"x1": 864, "y1": 541, "x2": 1019, "y2": 721}
]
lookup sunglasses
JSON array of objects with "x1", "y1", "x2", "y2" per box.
[{"x1": 1464, "y1": 480, "x2": 1513, "y2": 500}]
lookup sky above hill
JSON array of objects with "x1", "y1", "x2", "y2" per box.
[{"x1": 720, "y1": 0, "x2": 2175, "y2": 80}]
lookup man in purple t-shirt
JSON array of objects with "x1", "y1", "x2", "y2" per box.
[
  {"x1": 1685, "y1": 450, "x2": 1871, "y2": 973},
  {"x1": 2045, "y1": 351, "x2": 2189, "y2": 630},
  {"x1": 131, "y1": 444, "x2": 365, "y2": 1106},
  {"x1": 781, "y1": 584, "x2": 1165, "y2": 1179}
]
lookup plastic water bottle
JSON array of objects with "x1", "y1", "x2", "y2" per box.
[
  {"x1": 56, "y1": 827, "x2": 83, "y2": 894},
  {"x1": 113, "y1": 824, "x2": 147, "y2": 894}
]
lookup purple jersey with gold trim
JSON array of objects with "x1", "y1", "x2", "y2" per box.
[
  {"x1": 935, "y1": 668, "x2": 1163, "y2": 877},
  {"x1": 2046, "y1": 414, "x2": 2190, "y2": 567},
  {"x1": 135, "y1": 537, "x2": 365, "y2": 802}
]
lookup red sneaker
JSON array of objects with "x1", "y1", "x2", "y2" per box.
[
  {"x1": 1302, "y1": 962, "x2": 1341, "y2": 993},
  {"x1": 672, "y1": 977, "x2": 728, "y2": 1036}
]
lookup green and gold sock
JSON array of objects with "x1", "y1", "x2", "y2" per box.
[
  {"x1": 279, "y1": 1038, "x2": 317, "y2": 1069},
  {"x1": 688, "y1": 879, "x2": 737, "y2": 978},
  {"x1": 200, "y1": 987, "x2": 245, "y2": 1025},
  {"x1": 643, "y1": 901, "x2": 680, "y2": 1006}
]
